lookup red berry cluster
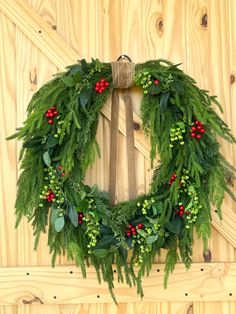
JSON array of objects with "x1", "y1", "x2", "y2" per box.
[
  {"x1": 45, "y1": 106, "x2": 58, "y2": 124},
  {"x1": 78, "y1": 212, "x2": 84, "y2": 225},
  {"x1": 176, "y1": 205, "x2": 190, "y2": 217},
  {"x1": 126, "y1": 223, "x2": 143, "y2": 237},
  {"x1": 46, "y1": 189, "x2": 55, "y2": 202},
  {"x1": 58, "y1": 165, "x2": 65, "y2": 177},
  {"x1": 191, "y1": 120, "x2": 205, "y2": 139},
  {"x1": 154, "y1": 79, "x2": 159, "y2": 85},
  {"x1": 95, "y1": 78, "x2": 110, "y2": 93},
  {"x1": 168, "y1": 172, "x2": 177, "y2": 186}
]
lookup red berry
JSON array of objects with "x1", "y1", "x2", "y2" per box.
[
  {"x1": 48, "y1": 119, "x2": 53, "y2": 124},
  {"x1": 137, "y1": 223, "x2": 143, "y2": 229},
  {"x1": 186, "y1": 211, "x2": 190, "y2": 215},
  {"x1": 79, "y1": 213, "x2": 83, "y2": 218},
  {"x1": 128, "y1": 224, "x2": 132, "y2": 229},
  {"x1": 95, "y1": 87, "x2": 99, "y2": 91},
  {"x1": 101, "y1": 86, "x2": 105, "y2": 91},
  {"x1": 200, "y1": 128, "x2": 205, "y2": 133},
  {"x1": 61, "y1": 172, "x2": 65, "y2": 177},
  {"x1": 131, "y1": 227, "x2": 136, "y2": 232},
  {"x1": 132, "y1": 231, "x2": 137, "y2": 235},
  {"x1": 154, "y1": 79, "x2": 159, "y2": 85},
  {"x1": 191, "y1": 132, "x2": 196, "y2": 138},
  {"x1": 197, "y1": 126, "x2": 202, "y2": 130},
  {"x1": 126, "y1": 232, "x2": 131, "y2": 237},
  {"x1": 173, "y1": 173, "x2": 177, "y2": 178},
  {"x1": 168, "y1": 182, "x2": 172, "y2": 186},
  {"x1": 78, "y1": 220, "x2": 83, "y2": 225},
  {"x1": 100, "y1": 79, "x2": 105, "y2": 83},
  {"x1": 51, "y1": 106, "x2": 56, "y2": 110},
  {"x1": 95, "y1": 82, "x2": 100, "y2": 87},
  {"x1": 196, "y1": 134, "x2": 202, "y2": 139},
  {"x1": 98, "y1": 90, "x2": 103, "y2": 94},
  {"x1": 48, "y1": 109, "x2": 52, "y2": 113},
  {"x1": 192, "y1": 126, "x2": 197, "y2": 131},
  {"x1": 58, "y1": 165, "x2": 62, "y2": 170},
  {"x1": 179, "y1": 205, "x2": 184, "y2": 211},
  {"x1": 195, "y1": 120, "x2": 200, "y2": 125},
  {"x1": 45, "y1": 113, "x2": 50, "y2": 118},
  {"x1": 105, "y1": 82, "x2": 109, "y2": 87},
  {"x1": 49, "y1": 112, "x2": 54, "y2": 117},
  {"x1": 53, "y1": 111, "x2": 58, "y2": 116}
]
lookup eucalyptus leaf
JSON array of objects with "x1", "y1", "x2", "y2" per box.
[
  {"x1": 50, "y1": 209, "x2": 60, "y2": 225},
  {"x1": 43, "y1": 151, "x2": 51, "y2": 167},
  {"x1": 47, "y1": 134, "x2": 59, "y2": 148},
  {"x1": 95, "y1": 235, "x2": 117, "y2": 249},
  {"x1": 80, "y1": 89, "x2": 92, "y2": 107},
  {"x1": 185, "y1": 201, "x2": 193, "y2": 211},
  {"x1": 137, "y1": 229, "x2": 147, "y2": 237},
  {"x1": 54, "y1": 216, "x2": 65, "y2": 232},
  {"x1": 61, "y1": 76, "x2": 75, "y2": 87},
  {"x1": 68, "y1": 206, "x2": 79, "y2": 227},
  {"x1": 165, "y1": 217, "x2": 183, "y2": 235},
  {"x1": 146, "y1": 216, "x2": 160, "y2": 224},
  {"x1": 147, "y1": 234, "x2": 158, "y2": 244},
  {"x1": 92, "y1": 248, "x2": 108, "y2": 258}
]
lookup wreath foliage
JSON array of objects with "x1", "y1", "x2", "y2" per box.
[{"x1": 8, "y1": 59, "x2": 236, "y2": 301}]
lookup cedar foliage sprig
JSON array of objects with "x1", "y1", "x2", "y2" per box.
[{"x1": 7, "y1": 58, "x2": 235, "y2": 302}]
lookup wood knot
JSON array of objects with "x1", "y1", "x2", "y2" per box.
[
  {"x1": 201, "y1": 13, "x2": 208, "y2": 28},
  {"x1": 133, "y1": 122, "x2": 140, "y2": 130},
  {"x1": 52, "y1": 25, "x2": 57, "y2": 30},
  {"x1": 226, "y1": 176, "x2": 234, "y2": 187},
  {"x1": 203, "y1": 249, "x2": 212, "y2": 262},
  {"x1": 230, "y1": 74, "x2": 235, "y2": 84},
  {"x1": 156, "y1": 15, "x2": 164, "y2": 36},
  {"x1": 22, "y1": 296, "x2": 43, "y2": 304},
  {"x1": 29, "y1": 69, "x2": 38, "y2": 91}
]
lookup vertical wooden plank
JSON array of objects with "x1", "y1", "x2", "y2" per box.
[
  {"x1": 163, "y1": 0, "x2": 187, "y2": 70},
  {"x1": 0, "y1": 12, "x2": 17, "y2": 267},
  {"x1": 140, "y1": 0, "x2": 164, "y2": 60},
  {"x1": 193, "y1": 301, "x2": 236, "y2": 314}
]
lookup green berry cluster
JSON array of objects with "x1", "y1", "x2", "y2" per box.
[
  {"x1": 135, "y1": 72, "x2": 152, "y2": 95},
  {"x1": 54, "y1": 119, "x2": 64, "y2": 139},
  {"x1": 84, "y1": 215, "x2": 100, "y2": 254},
  {"x1": 179, "y1": 169, "x2": 190, "y2": 189},
  {"x1": 131, "y1": 231, "x2": 152, "y2": 266},
  {"x1": 39, "y1": 166, "x2": 65, "y2": 208},
  {"x1": 137, "y1": 198, "x2": 155, "y2": 215},
  {"x1": 169, "y1": 122, "x2": 186, "y2": 147},
  {"x1": 184, "y1": 186, "x2": 202, "y2": 229}
]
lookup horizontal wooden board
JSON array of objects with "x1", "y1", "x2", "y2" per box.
[{"x1": 0, "y1": 263, "x2": 236, "y2": 305}]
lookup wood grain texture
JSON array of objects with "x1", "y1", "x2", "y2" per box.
[
  {"x1": 0, "y1": 0, "x2": 236, "y2": 312},
  {"x1": 0, "y1": 263, "x2": 236, "y2": 305}
]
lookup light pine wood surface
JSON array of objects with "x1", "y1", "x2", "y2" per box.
[{"x1": 0, "y1": 0, "x2": 235, "y2": 313}]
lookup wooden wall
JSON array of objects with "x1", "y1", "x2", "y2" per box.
[{"x1": 0, "y1": 0, "x2": 235, "y2": 313}]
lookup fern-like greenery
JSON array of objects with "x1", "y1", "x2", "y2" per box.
[{"x1": 7, "y1": 58, "x2": 235, "y2": 301}]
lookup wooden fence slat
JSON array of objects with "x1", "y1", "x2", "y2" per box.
[{"x1": 0, "y1": 263, "x2": 236, "y2": 305}]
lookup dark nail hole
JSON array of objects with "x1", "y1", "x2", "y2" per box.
[
  {"x1": 185, "y1": 293, "x2": 188, "y2": 296},
  {"x1": 229, "y1": 293, "x2": 232, "y2": 296},
  {"x1": 26, "y1": 272, "x2": 30, "y2": 275},
  {"x1": 201, "y1": 268, "x2": 204, "y2": 271},
  {"x1": 70, "y1": 271, "x2": 73, "y2": 274},
  {"x1": 38, "y1": 30, "x2": 42, "y2": 33},
  {"x1": 97, "y1": 295, "x2": 100, "y2": 298},
  {"x1": 157, "y1": 269, "x2": 160, "y2": 272},
  {"x1": 113, "y1": 269, "x2": 117, "y2": 273},
  {"x1": 53, "y1": 296, "x2": 57, "y2": 299},
  {"x1": 215, "y1": 210, "x2": 218, "y2": 213}
]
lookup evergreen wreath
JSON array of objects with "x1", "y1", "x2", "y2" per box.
[{"x1": 8, "y1": 58, "x2": 236, "y2": 302}]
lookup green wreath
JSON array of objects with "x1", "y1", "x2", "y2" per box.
[{"x1": 8, "y1": 58, "x2": 236, "y2": 301}]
